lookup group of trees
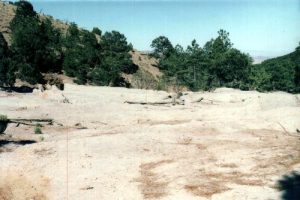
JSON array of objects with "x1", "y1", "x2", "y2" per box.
[
  {"x1": 0, "y1": 0, "x2": 136, "y2": 87},
  {"x1": 62, "y1": 24, "x2": 136, "y2": 86},
  {"x1": 150, "y1": 31, "x2": 300, "y2": 93},
  {"x1": 150, "y1": 30, "x2": 253, "y2": 91},
  {"x1": 1, "y1": 1, "x2": 299, "y2": 93},
  {"x1": 251, "y1": 46, "x2": 300, "y2": 93}
]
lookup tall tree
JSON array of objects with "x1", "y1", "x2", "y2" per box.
[
  {"x1": 10, "y1": 0, "x2": 62, "y2": 84},
  {"x1": 150, "y1": 36, "x2": 174, "y2": 60},
  {"x1": 91, "y1": 31, "x2": 134, "y2": 86}
]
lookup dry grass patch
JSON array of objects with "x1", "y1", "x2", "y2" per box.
[
  {"x1": 136, "y1": 160, "x2": 173, "y2": 199},
  {"x1": 219, "y1": 163, "x2": 238, "y2": 168},
  {"x1": 185, "y1": 170, "x2": 264, "y2": 198},
  {"x1": 34, "y1": 147, "x2": 55, "y2": 156},
  {"x1": 0, "y1": 173, "x2": 49, "y2": 200},
  {"x1": 185, "y1": 183, "x2": 230, "y2": 198}
]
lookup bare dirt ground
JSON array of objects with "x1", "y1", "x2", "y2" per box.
[{"x1": 0, "y1": 84, "x2": 300, "y2": 200}]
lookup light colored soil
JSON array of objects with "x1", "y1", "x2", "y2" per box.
[{"x1": 0, "y1": 84, "x2": 300, "y2": 200}]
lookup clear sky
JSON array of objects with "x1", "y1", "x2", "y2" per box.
[{"x1": 28, "y1": 0, "x2": 300, "y2": 57}]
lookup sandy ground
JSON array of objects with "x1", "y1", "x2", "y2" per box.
[{"x1": 0, "y1": 84, "x2": 300, "y2": 200}]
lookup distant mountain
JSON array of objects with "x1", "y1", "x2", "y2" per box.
[
  {"x1": 252, "y1": 56, "x2": 270, "y2": 64},
  {"x1": 255, "y1": 46, "x2": 300, "y2": 92},
  {"x1": 261, "y1": 47, "x2": 300, "y2": 66}
]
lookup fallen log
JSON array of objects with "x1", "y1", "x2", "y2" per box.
[
  {"x1": 0, "y1": 117, "x2": 59, "y2": 134},
  {"x1": 9, "y1": 118, "x2": 54, "y2": 125},
  {"x1": 124, "y1": 101, "x2": 172, "y2": 105},
  {"x1": 192, "y1": 97, "x2": 204, "y2": 103}
]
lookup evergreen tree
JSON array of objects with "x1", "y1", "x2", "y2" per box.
[
  {"x1": 91, "y1": 31, "x2": 134, "y2": 86},
  {"x1": 63, "y1": 24, "x2": 101, "y2": 84},
  {"x1": 0, "y1": 32, "x2": 15, "y2": 87},
  {"x1": 10, "y1": 0, "x2": 62, "y2": 84},
  {"x1": 150, "y1": 36, "x2": 174, "y2": 60},
  {"x1": 92, "y1": 27, "x2": 102, "y2": 36}
]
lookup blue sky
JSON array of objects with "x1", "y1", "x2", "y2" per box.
[{"x1": 28, "y1": 0, "x2": 300, "y2": 57}]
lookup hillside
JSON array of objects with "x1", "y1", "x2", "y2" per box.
[
  {"x1": 0, "y1": 2, "x2": 70, "y2": 44},
  {"x1": 254, "y1": 47, "x2": 300, "y2": 93},
  {"x1": 0, "y1": 2, "x2": 15, "y2": 44},
  {"x1": 0, "y1": 1, "x2": 160, "y2": 88},
  {"x1": 261, "y1": 48, "x2": 300, "y2": 66}
]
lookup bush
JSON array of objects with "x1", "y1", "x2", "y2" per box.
[
  {"x1": 0, "y1": 114, "x2": 8, "y2": 122},
  {"x1": 34, "y1": 124, "x2": 43, "y2": 134}
]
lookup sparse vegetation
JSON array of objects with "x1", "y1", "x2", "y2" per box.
[
  {"x1": 34, "y1": 124, "x2": 42, "y2": 134},
  {"x1": 39, "y1": 136, "x2": 44, "y2": 141}
]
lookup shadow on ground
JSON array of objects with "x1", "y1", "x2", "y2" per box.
[
  {"x1": 0, "y1": 86, "x2": 34, "y2": 93},
  {"x1": 277, "y1": 171, "x2": 300, "y2": 200},
  {"x1": 0, "y1": 139, "x2": 36, "y2": 147}
]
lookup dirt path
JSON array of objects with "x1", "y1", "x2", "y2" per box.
[{"x1": 0, "y1": 85, "x2": 299, "y2": 200}]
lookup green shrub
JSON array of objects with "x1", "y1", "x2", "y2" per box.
[
  {"x1": 34, "y1": 124, "x2": 43, "y2": 134},
  {"x1": 0, "y1": 114, "x2": 8, "y2": 122}
]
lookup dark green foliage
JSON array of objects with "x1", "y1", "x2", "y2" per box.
[
  {"x1": 92, "y1": 27, "x2": 102, "y2": 36},
  {"x1": 250, "y1": 44, "x2": 300, "y2": 93},
  {"x1": 34, "y1": 124, "x2": 43, "y2": 134},
  {"x1": 0, "y1": 58, "x2": 16, "y2": 86},
  {"x1": 18, "y1": 63, "x2": 42, "y2": 84},
  {"x1": 0, "y1": 33, "x2": 8, "y2": 57},
  {"x1": 150, "y1": 36, "x2": 174, "y2": 60},
  {"x1": 13, "y1": 0, "x2": 36, "y2": 19},
  {"x1": 153, "y1": 30, "x2": 299, "y2": 93},
  {"x1": 63, "y1": 27, "x2": 135, "y2": 86},
  {"x1": 9, "y1": 0, "x2": 62, "y2": 85},
  {"x1": 248, "y1": 64, "x2": 271, "y2": 91},
  {"x1": 154, "y1": 30, "x2": 253, "y2": 91},
  {"x1": 0, "y1": 33, "x2": 15, "y2": 86},
  {"x1": 91, "y1": 31, "x2": 135, "y2": 86},
  {"x1": 63, "y1": 24, "x2": 100, "y2": 84},
  {"x1": 212, "y1": 48, "x2": 252, "y2": 87},
  {"x1": 34, "y1": 19, "x2": 62, "y2": 73},
  {"x1": 4, "y1": 1, "x2": 134, "y2": 87}
]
